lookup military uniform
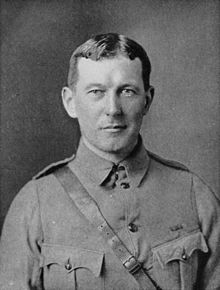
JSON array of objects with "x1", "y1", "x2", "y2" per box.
[{"x1": 0, "y1": 137, "x2": 220, "y2": 290}]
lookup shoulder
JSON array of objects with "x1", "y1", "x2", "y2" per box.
[
  {"x1": 6, "y1": 155, "x2": 76, "y2": 217},
  {"x1": 148, "y1": 150, "x2": 219, "y2": 208},
  {"x1": 192, "y1": 174, "x2": 220, "y2": 205},
  {"x1": 147, "y1": 150, "x2": 192, "y2": 191},
  {"x1": 33, "y1": 154, "x2": 75, "y2": 180},
  {"x1": 3, "y1": 179, "x2": 40, "y2": 229},
  {"x1": 147, "y1": 150, "x2": 189, "y2": 172}
]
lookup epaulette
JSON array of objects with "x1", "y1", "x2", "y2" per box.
[
  {"x1": 148, "y1": 150, "x2": 189, "y2": 172},
  {"x1": 33, "y1": 154, "x2": 75, "y2": 180}
]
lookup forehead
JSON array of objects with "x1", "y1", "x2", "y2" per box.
[{"x1": 76, "y1": 56, "x2": 143, "y2": 86}]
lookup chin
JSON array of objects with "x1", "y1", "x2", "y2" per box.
[{"x1": 99, "y1": 138, "x2": 134, "y2": 154}]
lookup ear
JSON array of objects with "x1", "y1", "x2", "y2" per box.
[
  {"x1": 143, "y1": 86, "x2": 154, "y2": 115},
  {"x1": 61, "y1": 87, "x2": 77, "y2": 118}
]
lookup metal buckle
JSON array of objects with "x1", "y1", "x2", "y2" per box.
[{"x1": 123, "y1": 256, "x2": 142, "y2": 274}]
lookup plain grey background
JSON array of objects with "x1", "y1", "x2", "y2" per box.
[{"x1": 1, "y1": 0, "x2": 219, "y2": 232}]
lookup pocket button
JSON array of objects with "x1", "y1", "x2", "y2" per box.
[{"x1": 182, "y1": 249, "x2": 187, "y2": 260}]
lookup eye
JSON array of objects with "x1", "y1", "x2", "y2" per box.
[
  {"x1": 121, "y1": 88, "x2": 136, "y2": 97},
  {"x1": 88, "y1": 89, "x2": 105, "y2": 97}
]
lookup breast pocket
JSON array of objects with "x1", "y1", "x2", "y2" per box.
[
  {"x1": 41, "y1": 243, "x2": 104, "y2": 290},
  {"x1": 152, "y1": 231, "x2": 209, "y2": 290}
]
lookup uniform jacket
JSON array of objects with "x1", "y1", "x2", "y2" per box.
[{"x1": 0, "y1": 138, "x2": 220, "y2": 290}]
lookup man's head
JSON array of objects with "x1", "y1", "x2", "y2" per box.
[{"x1": 62, "y1": 33, "x2": 154, "y2": 162}]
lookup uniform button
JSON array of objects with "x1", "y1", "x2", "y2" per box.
[
  {"x1": 120, "y1": 182, "x2": 130, "y2": 189},
  {"x1": 65, "y1": 259, "x2": 72, "y2": 271},
  {"x1": 128, "y1": 223, "x2": 138, "y2": 232}
]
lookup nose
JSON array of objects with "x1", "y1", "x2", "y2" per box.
[{"x1": 105, "y1": 91, "x2": 122, "y2": 116}]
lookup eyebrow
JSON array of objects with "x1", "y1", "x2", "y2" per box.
[{"x1": 85, "y1": 83, "x2": 105, "y2": 91}]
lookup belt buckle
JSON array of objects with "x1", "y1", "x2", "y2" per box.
[{"x1": 123, "y1": 256, "x2": 141, "y2": 275}]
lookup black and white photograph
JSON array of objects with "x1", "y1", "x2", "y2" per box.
[{"x1": 0, "y1": 1, "x2": 219, "y2": 289}]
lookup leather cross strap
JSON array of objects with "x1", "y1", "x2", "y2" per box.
[{"x1": 54, "y1": 165, "x2": 162, "y2": 290}]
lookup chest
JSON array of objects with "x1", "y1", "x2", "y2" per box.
[{"x1": 38, "y1": 174, "x2": 206, "y2": 290}]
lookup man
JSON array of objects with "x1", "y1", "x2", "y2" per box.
[{"x1": 0, "y1": 33, "x2": 219, "y2": 290}]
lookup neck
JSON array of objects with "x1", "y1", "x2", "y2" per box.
[{"x1": 82, "y1": 137, "x2": 137, "y2": 164}]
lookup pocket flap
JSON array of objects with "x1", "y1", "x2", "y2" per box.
[
  {"x1": 152, "y1": 231, "x2": 209, "y2": 269},
  {"x1": 41, "y1": 243, "x2": 104, "y2": 277}
]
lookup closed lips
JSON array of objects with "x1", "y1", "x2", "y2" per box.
[{"x1": 102, "y1": 125, "x2": 126, "y2": 129}]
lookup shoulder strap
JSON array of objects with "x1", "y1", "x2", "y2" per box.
[
  {"x1": 54, "y1": 166, "x2": 162, "y2": 290},
  {"x1": 33, "y1": 155, "x2": 75, "y2": 180},
  {"x1": 148, "y1": 151, "x2": 189, "y2": 172}
]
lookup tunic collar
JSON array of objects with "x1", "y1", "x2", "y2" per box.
[{"x1": 69, "y1": 136, "x2": 150, "y2": 188}]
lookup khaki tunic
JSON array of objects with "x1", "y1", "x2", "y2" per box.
[{"x1": 0, "y1": 139, "x2": 220, "y2": 289}]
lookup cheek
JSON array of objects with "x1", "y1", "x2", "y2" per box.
[
  {"x1": 76, "y1": 102, "x2": 100, "y2": 130},
  {"x1": 75, "y1": 99, "x2": 92, "y2": 118},
  {"x1": 123, "y1": 97, "x2": 145, "y2": 112},
  {"x1": 125, "y1": 103, "x2": 145, "y2": 123}
]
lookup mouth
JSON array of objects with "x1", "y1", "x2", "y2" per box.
[{"x1": 101, "y1": 124, "x2": 127, "y2": 132}]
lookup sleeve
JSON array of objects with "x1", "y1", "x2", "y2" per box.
[
  {"x1": 192, "y1": 174, "x2": 220, "y2": 289},
  {"x1": 0, "y1": 180, "x2": 43, "y2": 290}
]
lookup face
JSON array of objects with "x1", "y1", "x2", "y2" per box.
[{"x1": 63, "y1": 55, "x2": 153, "y2": 156}]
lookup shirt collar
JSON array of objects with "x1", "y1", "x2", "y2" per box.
[
  {"x1": 69, "y1": 136, "x2": 150, "y2": 188},
  {"x1": 120, "y1": 136, "x2": 150, "y2": 188},
  {"x1": 71, "y1": 138, "x2": 114, "y2": 185}
]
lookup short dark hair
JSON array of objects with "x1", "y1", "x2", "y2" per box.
[{"x1": 67, "y1": 33, "x2": 151, "y2": 91}]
